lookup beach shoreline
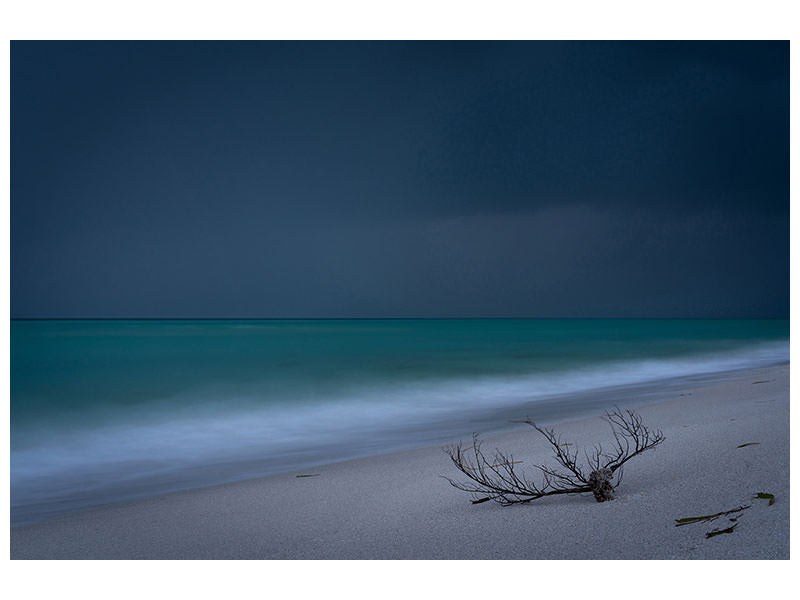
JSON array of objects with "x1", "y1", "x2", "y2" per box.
[{"x1": 10, "y1": 363, "x2": 789, "y2": 559}]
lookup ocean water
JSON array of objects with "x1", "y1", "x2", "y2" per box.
[{"x1": 11, "y1": 318, "x2": 788, "y2": 526}]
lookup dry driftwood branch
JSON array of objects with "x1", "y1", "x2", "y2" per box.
[{"x1": 443, "y1": 407, "x2": 665, "y2": 506}]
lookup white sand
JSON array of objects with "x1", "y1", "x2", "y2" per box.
[{"x1": 10, "y1": 364, "x2": 789, "y2": 559}]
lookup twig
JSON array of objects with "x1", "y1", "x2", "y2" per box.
[
  {"x1": 444, "y1": 408, "x2": 665, "y2": 506},
  {"x1": 674, "y1": 505, "x2": 751, "y2": 526}
]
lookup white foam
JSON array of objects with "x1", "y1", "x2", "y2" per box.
[{"x1": 11, "y1": 340, "x2": 788, "y2": 522}]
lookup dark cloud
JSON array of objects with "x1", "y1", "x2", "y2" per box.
[{"x1": 11, "y1": 41, "x2": 788, "y2": 317}]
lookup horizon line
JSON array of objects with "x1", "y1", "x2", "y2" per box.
[{"x1": 10, "y1": 316, "x2": 789, "y2": 321}]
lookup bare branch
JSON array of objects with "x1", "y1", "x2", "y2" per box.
[{"x1": 444, "y1": 407, "x2": 665, "y2": 505}]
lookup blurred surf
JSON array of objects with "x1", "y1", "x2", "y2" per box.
[{"x1": 11, "y1": 318, "x2": 788, "y2": 525}]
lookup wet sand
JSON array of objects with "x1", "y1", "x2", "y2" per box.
[{"x1": 10, "y1": 364, "x2": 789, "y2": 559}]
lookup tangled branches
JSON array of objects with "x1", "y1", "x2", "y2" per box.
[{"x1": 444, "y1": 408, "x2": 665, "y2": 506}]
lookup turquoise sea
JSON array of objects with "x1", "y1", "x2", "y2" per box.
[{"x1": 10, "y1": 318, "x2": 788, "y2": 525}]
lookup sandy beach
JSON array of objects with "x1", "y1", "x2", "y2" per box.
[{"x1": 10, "y1": 363, "x2": 789, "y2": 560}]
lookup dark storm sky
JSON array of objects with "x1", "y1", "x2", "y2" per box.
[{"x1": 11, "y1": 41, "x2": 789, "y2": 318}]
